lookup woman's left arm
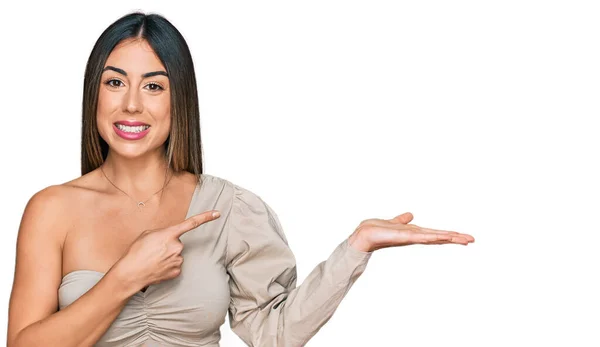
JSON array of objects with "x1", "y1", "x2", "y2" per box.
[
  {"x1": 224, "y1": 183, "x2": 475, "y2": 347},
  {"x1": 225, "y1": 184, "x2": 372, "y2": 347}
]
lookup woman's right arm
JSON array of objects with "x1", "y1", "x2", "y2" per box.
[{"x1": 6, "y1": 186, "x2": 140, "y2": 347}]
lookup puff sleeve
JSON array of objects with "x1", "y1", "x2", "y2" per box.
[{"x1": 225, "y1": 184, "x2": 373, "y2": 347}]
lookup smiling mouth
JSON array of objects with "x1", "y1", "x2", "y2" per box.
[{"x1": 114, "y1": 123, "x2": 151, "y2": 133}]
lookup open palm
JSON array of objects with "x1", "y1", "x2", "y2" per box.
[{"x1": 349, "y1": 212, "x2": 475, "y2": 252}]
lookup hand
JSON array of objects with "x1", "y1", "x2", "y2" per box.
[
  {"x1": 348, "y1": 212, "x2": 475, "y2": 252},
  {"x1": 112, "y1": 210, "x2": 221, "y2": 294}
]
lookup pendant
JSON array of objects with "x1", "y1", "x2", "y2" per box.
[{"x1": 137, "y1": 201, "x2": 145, "y2": 208}]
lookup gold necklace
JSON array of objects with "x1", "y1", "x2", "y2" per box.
[{"x1": 100, "y1": 165, "x2": 173, "y2": 209}]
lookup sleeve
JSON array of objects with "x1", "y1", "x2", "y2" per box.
[{"x1": 225, "y1": 183, "x2": 373, "y2": 347}]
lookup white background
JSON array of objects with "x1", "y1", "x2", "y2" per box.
[{"x1": 1, "y1": 1, "x2": 599, "y2": 346}]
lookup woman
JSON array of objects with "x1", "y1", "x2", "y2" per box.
[{"x1": 6, "y1": 11, "x2": 474, "y2": 347}]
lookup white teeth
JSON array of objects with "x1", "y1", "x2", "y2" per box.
[{"x1": 116, "y1": 124, "x2": 150, "y2": 133}]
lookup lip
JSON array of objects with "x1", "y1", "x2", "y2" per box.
[
  {"x1": 114, "y1": 120, "x2": 150, "y2": 126},
  {"x1": 113, "y1": 123, "x2": 151, "y2": 140}
]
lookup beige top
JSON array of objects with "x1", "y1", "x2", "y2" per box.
[{"x1": 58, "y1": 174, "x2": 372, "y2": 346}]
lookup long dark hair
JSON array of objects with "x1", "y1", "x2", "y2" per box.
[{"x1": 81, "y1": 11, "x2": 203, "y2": 181}]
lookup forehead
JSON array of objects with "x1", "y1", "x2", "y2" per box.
[{"x1": 104, "y1": 38, "x2": 165, "y2": 73}]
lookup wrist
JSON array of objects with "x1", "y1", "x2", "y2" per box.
[
  {"x1": 106, "y1": 261, "x2": 143, "y2": 299},
  {"x1": 348, "y1": 231, "x2": 372, "y2": 253}
]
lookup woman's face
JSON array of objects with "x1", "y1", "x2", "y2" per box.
[{"x1": 97, "y1": 38, "x2": 171, "y2": 159}]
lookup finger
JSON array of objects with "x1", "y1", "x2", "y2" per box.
[
  {"x1": 169, "y1": 210, "x2": 220, "y2": 238},
  {"x1": 418, "y1": 227, "x2": 475, "y2": 242},
  {"x1": 413, "y1": 233, "x2": 460, "y2": 244},
  {"x1": 426, "y1": 240, "x2": 463, "y2": 245},
  {"x1": 418, "y1": 233, "x2": 470, "y2": 245},
  {"x1": 389, "y1": 212, "x2": 413, "y2": 224},
  {"x1": 417, "y1": 226, "x2": 459, "y2": 234},
  {"x1": 171, "y1": 255, "x2": 184, "y2": 266}
]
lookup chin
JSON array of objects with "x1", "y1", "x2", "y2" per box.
[{"x1": 109, "y1": 145, "x2": 149, "y2": 159}]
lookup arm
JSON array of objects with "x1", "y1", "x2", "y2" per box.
[
  {"x1": 7, "y1": 186, "x2": 139, "y2": 347},
  {"x1": 225, "y1": 184, "x2": 373, "y2": 347}
]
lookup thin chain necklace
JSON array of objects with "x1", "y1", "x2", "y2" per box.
[{"x1": 100, "y1": 164, "x2": 174, "y2": 209}]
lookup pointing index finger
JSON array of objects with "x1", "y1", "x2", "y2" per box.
[{"x1": 170, "y1": 210, "x2": 220, "y2": 238}]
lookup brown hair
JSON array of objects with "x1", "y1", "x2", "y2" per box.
[{"x1": 81, "y1": 11, "x2": 203, "y2": 181}]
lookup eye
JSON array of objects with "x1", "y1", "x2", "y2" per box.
[
  {"x1": 105, "y1": 78, "x2": 124, "y2": 88},
  {"x1": 144, "y1": 82, "x2": 164, "y2": 92}
]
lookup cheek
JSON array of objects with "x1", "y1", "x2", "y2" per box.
[
  {"x1": 147, "y1": 95, "x2": 171, "y2": 121},
  {"x1": 96, "y1": 89, "x2": 119, "y2": 118},
  {"x1": 146, "y1": 95, "x2": 171, "y2": 141}
]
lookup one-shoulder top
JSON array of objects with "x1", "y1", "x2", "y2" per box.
[{"x1": 58, "y1": 174, "x2": 373, "y2": 346}]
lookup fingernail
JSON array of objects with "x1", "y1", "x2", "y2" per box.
[{"x1": 212, "y1": 211, "x2": 220, "y2": 217}]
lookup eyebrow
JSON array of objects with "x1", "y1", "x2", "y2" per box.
[{"x1": 102, "y1": 65, "x2": 168, "y2": 78}]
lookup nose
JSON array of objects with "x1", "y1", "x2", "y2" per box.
[{"x1": 123, "y1": 86, "x2": 143, "y2": 114}]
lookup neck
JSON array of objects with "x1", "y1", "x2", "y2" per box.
[{"x1": 101, "y1": 147, "x2": 173, "y2": 197}]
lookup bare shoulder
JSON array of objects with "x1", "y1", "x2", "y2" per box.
[
  {"x1": 23, "y1": 185, "x2": 72, "y2": 229},
  {"x1": 22, "y1": 173, "x2": 99, "y2": 244}
]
